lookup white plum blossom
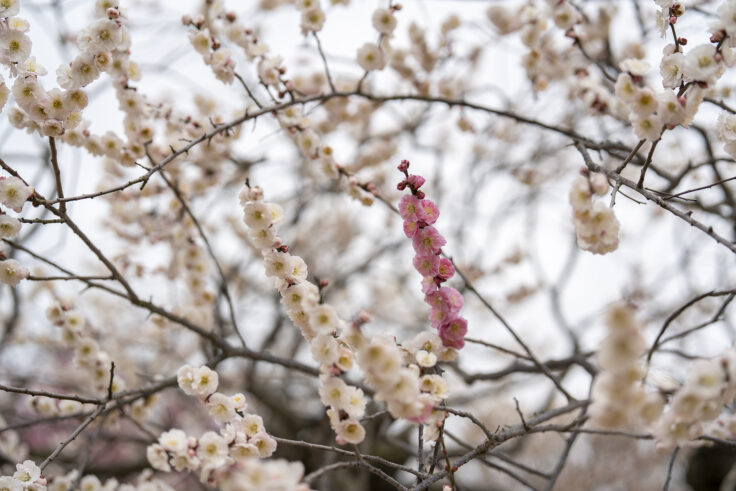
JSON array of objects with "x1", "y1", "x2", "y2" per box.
[
  {"x1": 683, "y1": 44, "x2": 721, "y2": 84},
  {"x1": 552, "y1": 1, "x2": 577, "y2": 30},
  {"x1": 301, "y1": 7, "x2": 325, "y2": 33},
  {"x1": 0, "y1": 176, "x2": 32, "y2": 213},
  {"x1": 570, "y1": 175, "x2": 620, "y2": 255},
  {"x1": 632, "y1": 113, "x2": 664, "y2": 141},
  {"x1": 0, "y1": 215, "x2": 20, "y2": 238},
  {"x1": 0, "y1": 0, "x2": 20, "y2": 18},
  {"x1": 620, "y1": 58, "x2": 650, "y2": 77},
  {"x1": 0, "y1": 476, "x2": 22, "y2": 491},
  {"x1": 372, "y1": 8, "x2": 397, "y2": 34},
  {"x1": 159, "y1": 429, "x2": 188, "y2": 455},
  {"x1": 146, "y1": 443, "x2": 171, "y2": 472},
  {"x1": 356, "y1": 42, "x2": 386, "y2": 71},
  {"x1": 0, "y1": 30, "x2": 31, "y2": 64},
  {"x1": 660, "y1": 50, "x2": 684, "y2": 89},
  {"x1": 177, "y1": 364, "x2": 219, "y2": 397},
  {"x1": 0, "y1": 259, "x2": 28, "y2": 286},
  {"x1": 196, "y1": 431, "x2": 229, "y2": 466},
  {"x1": 614, "y1": 73, "x2": 638, "y2": 103},
  {"x1": 13, "y1": 460, "x2": 41, "y2": 484},
  {"x1": 207, "y1": 392, "x2": 237, "y2": 424},
  {"x1": 335, "y1": 419, "x2": 365, "y2": 445}
]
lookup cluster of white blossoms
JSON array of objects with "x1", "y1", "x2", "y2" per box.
[
  {"x1": 240, "y1": 183, "x2": 454, "y2": 442},
  {"x1": 569, "y1": 172, "x2": 619, "y2": 255},
  {"x1": 590, "y1": 303, "x2": 664, "y2": 429},
  {"x1": 620, "y1": 0, "x2": 736, "y2": 142},
  {"x1": 351, "y1": 326, "x2": 455, "y2": 440},
  {"x1": 0, "y1": 460, "x2": 45, "y2": 490},
  {"x1": 294, "y1": 0, "x2": 326, "y2": 34},
  {"x1": 2, "y1": 463, "x2": 176, "y2": 490},
  {"x1": 167, "y1": 239, "x2": 216, "y2": 332},
  {"x1": 26, "y1": 394, "x2": 98, "y2": 429},
  {"x1": 487, "y1": 1, "x2": 601, "y2": 92},
  {"x1": 486, "y1": 0, "x2": 734, "y2": 148},
  {"x1": 355, "y1": 7, "x2": 398, "y2": 72},
  {"x1": 614, "y1": 54, "x2": 699, "y2": 142},
  {"x1": 6, "y1": 0, "x2": 129, "y2": 138},
  {"x1": 183, "y1": 15, "x2": 235, "y2": 85},
  {"x1": 45, "y1": 468, "x2": 174, "y2": 491},
  {"x1": 0, "y1": 414, "x2": 26, "y2": 470},
  {"x1": 291, "y1": 115, "x2": 377, "y2": 206},
  {"x1": 0, "y1": 175, "x2": 32, "y2": 287},
  {"x1": 652, "y1": 345, "x2": 736, "y2": 450},
  {"x1": 239, "y1": 183, "x2": 370, "y2": 445},
  {"x1": 42, "y1": 0, "x2": 149, "y2": 169},
  {"x1": 148, "y1": 364, "x2": 308, "y2": 489},
  {"x1": 43, "y1": 300, "x2": 151, "y2": 422},
  {"x1": 589, "y1": 303, "x2": 736, "y2": 452}
]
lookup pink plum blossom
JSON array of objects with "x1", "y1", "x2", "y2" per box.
[
  {"x1": 413, "y1": 254, "x2": 440, "y2": 277},
  {"x1": 437, "y1": 258, "x2": 455, "y2": 280},
  {"x1": 399, "y1": 194, "x2": 421, "y2": 222},
  {"x1": 418, "y1": 199, "x2": 439, "y2": 225},
  {"x1": 439, "y1": 316, "x2": 467, "y2": 349},
  {"x1": 412, "y1": 225, "x2": 446, "y2": 255},
  {"x1": 403, "y1": 220, "x2": 419, "y2": 238}
]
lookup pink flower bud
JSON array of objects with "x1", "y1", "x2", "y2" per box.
[{"x1": 407, "y1": 174, "x2": 426, "y2": 190}]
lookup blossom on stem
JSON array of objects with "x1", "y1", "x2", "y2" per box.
[{"x1": 397, "y1": 160, "x2": 467, "y2": 350}]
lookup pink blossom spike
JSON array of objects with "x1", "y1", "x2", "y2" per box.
[{"x1": 397, "y1": 160, "x2": 467, "y2": 350}]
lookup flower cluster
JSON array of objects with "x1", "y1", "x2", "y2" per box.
[
  {"x1": 295, "y1": 0, "x2": 326, "y2": 34},
  {"x1": 589, "y1": 303, "x2": 663, "y2": 429},
  {"x1": 183, "y1": 14, "x2": 235, "y2": 84},
  {"x1": 348, "y1": 324, "x2": 452, "y2": 440},
  {"x1": 239, "y1": 183, "x2": 369, "y2": 445},
  {"x1": 2, "y1": 463, "x2": 175, "y2": 491},
  {"x1": 147, "y1": 364, "x2": 284, "y2": 485},
  {"x1": 7, "y1": 1, "x2": 128, "y2": 138},
  {"x1": 569, "y1": 171, "x2": 619, "y2": 255},
  {"x1": 652, "y1": 345, "x2": 736, "y2": 450},
  {"x1": 614, "y1": 57, "x2": 696, "y2": 141},
  {"x1": 397, "y1": 160, "x2": 467, "y2": 349},
  {"x1": 0, "y1": 460, "x2": 43, "y2": 490},
  {"x1": 37, "y1": 1, "x2": 149, "y2": 169},
  {"x1": 239, "y1": 182, "x2": 455, "y2": 441},
  {"x1": 217, "y1": 459, "x2": 312, "y2": 491},
  {"x1": 0, "y1": 175, "x2": 33, "y2": 287},
  {"x1": 45, "y1": 300, "x2": 131, "y2": 397},
  {"x1": 44, "y1": 468, "x2": 172, "y2": 491}
]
